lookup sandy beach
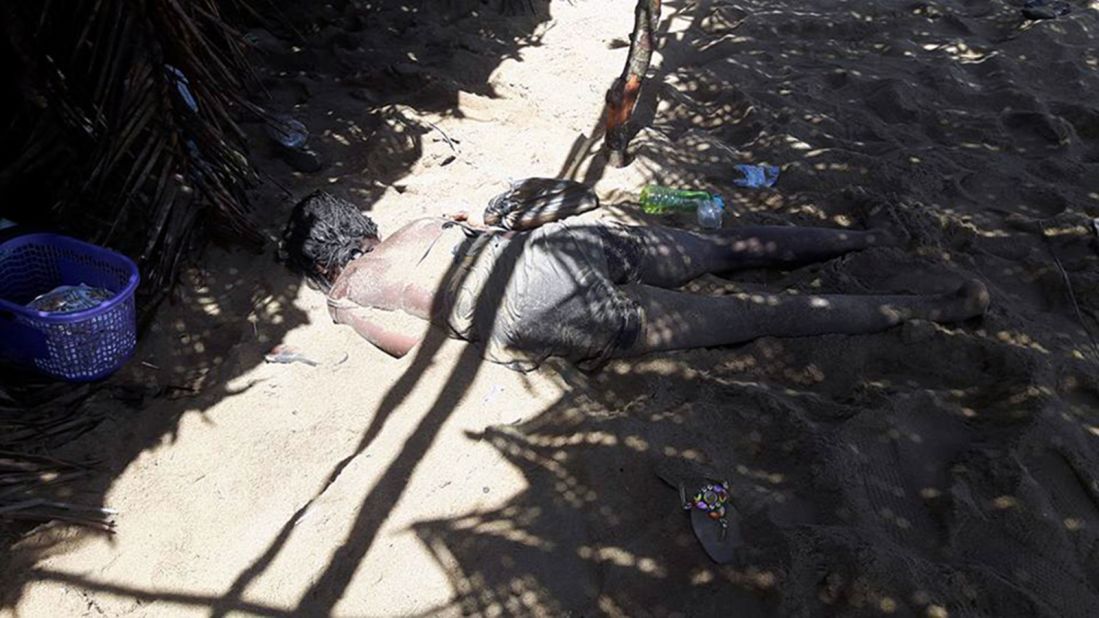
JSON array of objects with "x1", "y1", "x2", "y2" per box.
[{"x1": 5, "y1": 0, "x2": 1099, "y2": 616}]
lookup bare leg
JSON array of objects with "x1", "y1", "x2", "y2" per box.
[
  {"x1": 626, "y1": 225, "x2": 896, "y2": 288},
  {"x1": 620, "y1": 280, "x2": 990, "y2": 356}
]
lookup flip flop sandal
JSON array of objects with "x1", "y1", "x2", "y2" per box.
[
  {"x1": 483, "y1": 178, "x2": 599, "y2": 231},
  {"x1": 657, "y1": 468, "x2": 744, "y2": 564}
]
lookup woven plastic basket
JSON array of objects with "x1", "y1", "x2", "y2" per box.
[{"x1": 0, "y1": 233, "x2": 140, "y2": 382}]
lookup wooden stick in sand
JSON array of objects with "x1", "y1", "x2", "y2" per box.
[{"x1": 605, "y1": 0, "x2": 661, "y2": 168}]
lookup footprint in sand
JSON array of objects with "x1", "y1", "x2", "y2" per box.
[
  {"x1": 1050, "y1": 102, "x2": 1099, "y2": 142},
  {"x1": 822, "y1": 69, "x2": 849, "y2": 91},
  {"x1": 864, "y1": 80, "x2": 921, "y2": 125},
  {"x1": 1016, "y1": 186, "x2": 1069, "y2": 218},
  {"x1": 699, "y1": 6, "x2": 748, "y2": 35},
  {"x1": 1001, "y1": 110, "x2": 1072, "y2": 150},
  {"x1": 959, "y1": 173, "x2": 1067, "y2": 218}
]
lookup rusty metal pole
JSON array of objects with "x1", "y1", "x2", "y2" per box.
[{"x1": 604, "y1": 0, "x2": 661, "y2": 168}]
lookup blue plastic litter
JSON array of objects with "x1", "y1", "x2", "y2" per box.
[
  {"x1": 0, "y1": 234, "x2": 140, "y2": 381},
  {"x1": 166, "y1": 65, "x2": 199, "y2": 113},
  {"x1": 266, "y1": 115, "x2": 310, "y2": 149},
  {"x1": 733, "y1": 163, "x2": 780, "y2": 188}
]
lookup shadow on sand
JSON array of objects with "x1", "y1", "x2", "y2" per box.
[{"x1": 8, "y1": 0, "x2": 1099, "y2": 616}]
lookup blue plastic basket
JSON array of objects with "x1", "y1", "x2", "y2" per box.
[{"x1": 0, "y1": 233, "x2": 140, "y2": 382}]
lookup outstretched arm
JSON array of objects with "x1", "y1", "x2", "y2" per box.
[
  {"x1": 445, "y1": 210, "x2": 485, "y2": 228},
  {"x1": 329, "y1": 303, "x2": 427, "y2": 359},
  {"x1": 483, "y1": 178, "x2": 600, "y2": 230}
]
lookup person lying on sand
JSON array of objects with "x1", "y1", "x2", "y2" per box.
[{"x1": 280, "y1": 190, "x2": 990, "y2": 371}]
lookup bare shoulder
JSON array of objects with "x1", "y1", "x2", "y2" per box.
[
  {"x1": 329, "y1": 217, "x2": 447, "y2": 311},
  {"x1": 327, "y1": 255, "x2": 397, "y2": 315},
  {"x1": 377, "y1": 217, "x2": 448, "y2": 248}
]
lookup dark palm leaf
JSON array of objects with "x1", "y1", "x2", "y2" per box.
[{"x1": 1, "y1": 0, "x2": 262, "y2": 303}]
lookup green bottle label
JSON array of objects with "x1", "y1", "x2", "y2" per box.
[{"x1": 640, "y1": 186, "x2": 712, "y2": 214}]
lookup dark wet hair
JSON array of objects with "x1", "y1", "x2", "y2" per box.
[{"x1": 279, "y1": 191, "x2": 378, "y2": 290}]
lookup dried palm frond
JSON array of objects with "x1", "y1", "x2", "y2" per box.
[
  {"x1": 1, "y1": 0, "x2": 262, "y2": 303},
  {"x1": 0, "y1": 380, "x2": 117, "y2": 531},
  {"x1": 0, "y1": 0, "x2": 265, "y2": 533},
  {"x1": 0, "y1": 452, "x2": 114, "y2": 532},
  {"x1": 0, "y1": 382, "x2": 102, "y2": 451}
]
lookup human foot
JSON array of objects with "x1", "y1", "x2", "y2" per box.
[
  {"x1": 864, "y1": 227, "x2": 904, "y2": 248},
  {"x1": 929, "y1": 279, "x2": 990, "y2": 322},
  {"x1": 958, "y1": 279, "x2": 991, "y2": 317}
]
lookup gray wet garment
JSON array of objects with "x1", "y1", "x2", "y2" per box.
[{"x1": 445, "y1": 220, "x2": 642, "y2": 371}]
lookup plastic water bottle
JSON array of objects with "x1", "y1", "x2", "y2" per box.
[
  {"x1": 639, "y1": 186, "x2": 725, "y2": 229},
  {"x1": 696, "y1": 196, "x2": 725, "y2": 230},
  {"x1": 639, "y1": 186, "x2": 714, "y2": 214}
]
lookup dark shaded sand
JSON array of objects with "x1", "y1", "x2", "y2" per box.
[{"x1": 6, "y1": 1, "x2": 1099, "y2": 616}]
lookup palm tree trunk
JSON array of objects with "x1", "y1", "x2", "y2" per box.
[{"x1": 604, "y1": 0, "x2": 661, "y2": 168}]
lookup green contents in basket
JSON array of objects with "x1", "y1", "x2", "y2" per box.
[{"x1": 27, "y1": 284, "x2": 114, "y2": 314}]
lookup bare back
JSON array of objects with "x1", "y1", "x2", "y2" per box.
[{"x1": 328, "y1": 217, "x2": 474, "y2": 320}]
